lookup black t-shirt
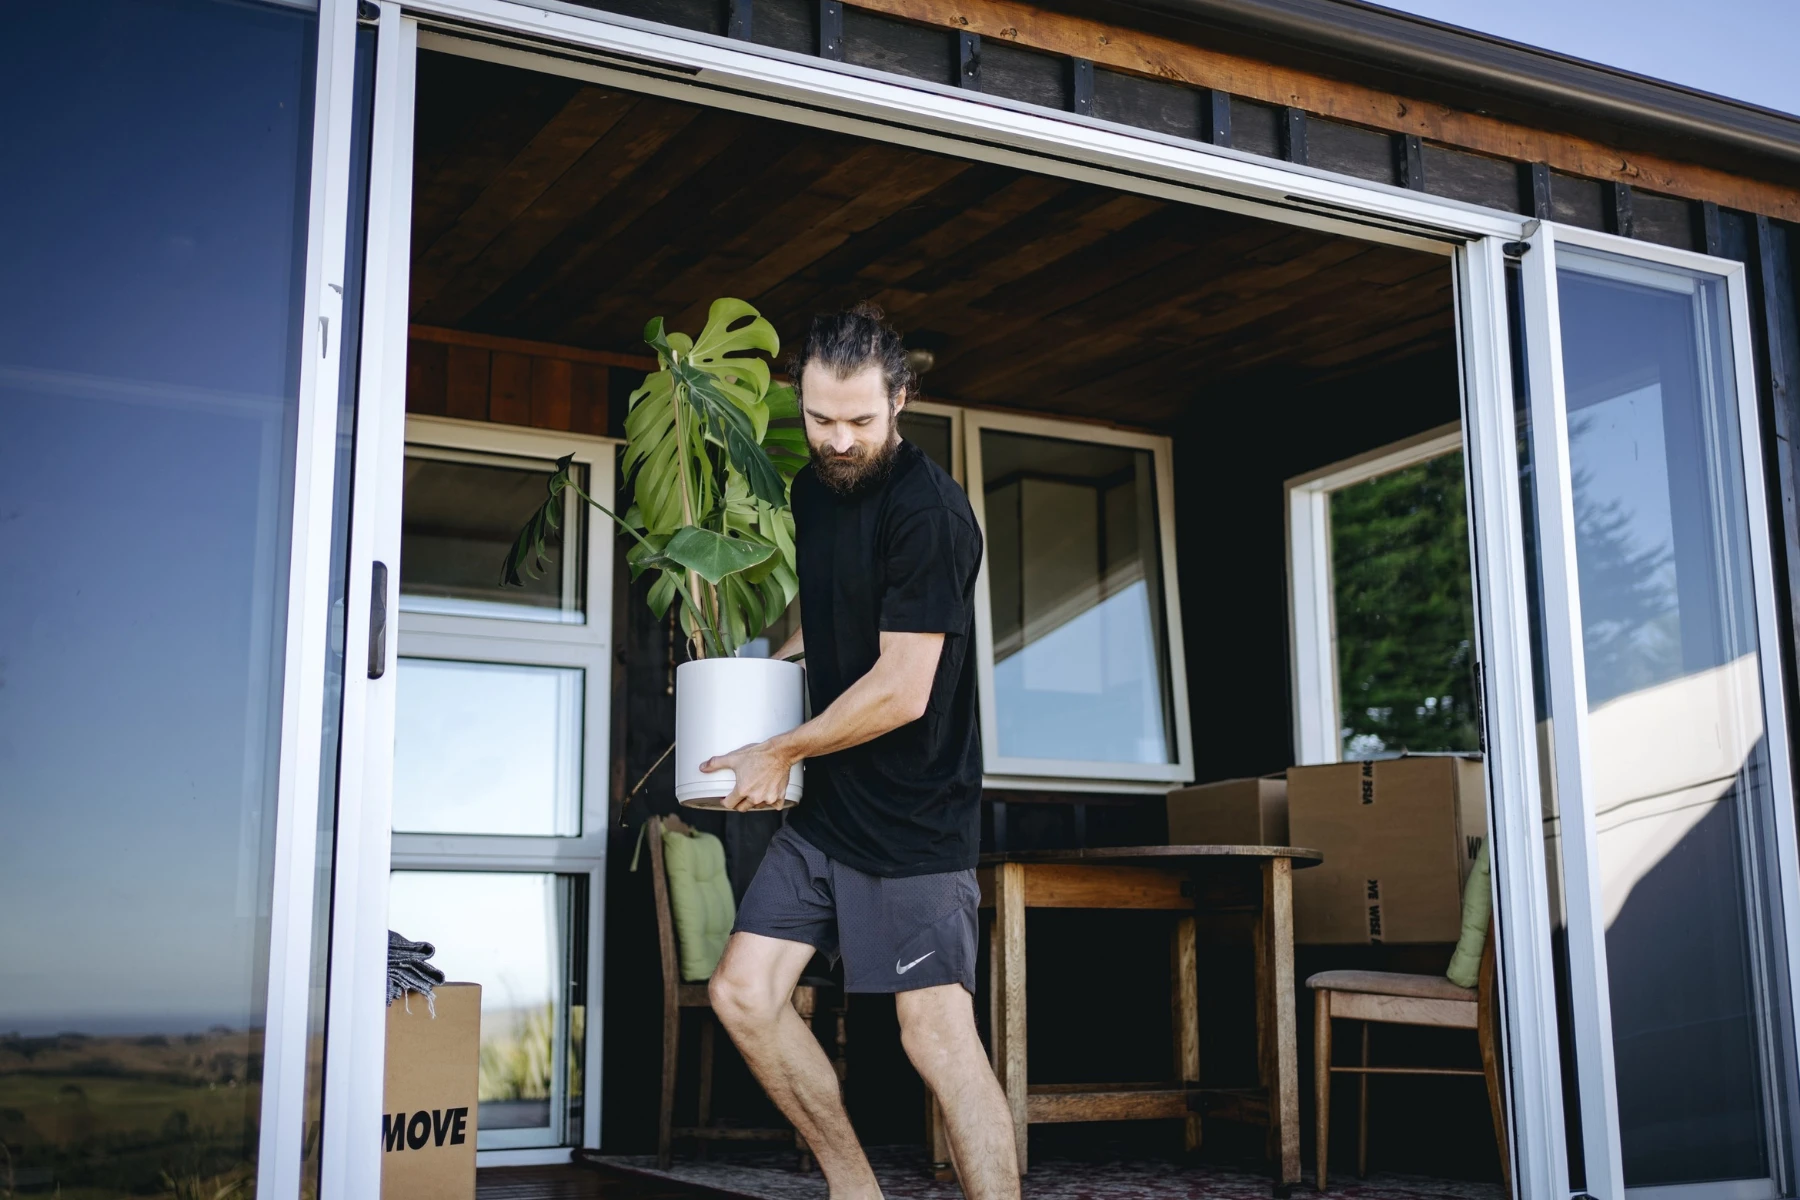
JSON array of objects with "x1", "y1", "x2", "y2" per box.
[{"x1": 786, "y1": 439, "x2": 984, "y2": 878}]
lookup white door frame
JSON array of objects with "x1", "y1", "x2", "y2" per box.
[
  {"x1": 316, "y1": 5, "x2": 417, "y2": 1196},
  {"x1": 1457, "y1": 236, "x2": 1575, "y2": 1198},
  {"x1": 315, "y1": 3, "x2": 1595, "y2": 1196},
  {"x1": 1516, "y1": 219, "x2": 1800, "y2": 1200},
  {"x1": 253, "y1": 1, "x2": 366, "y2": 1197}
]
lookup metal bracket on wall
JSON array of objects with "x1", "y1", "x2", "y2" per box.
[
  {"x1": 1523, "y1": 162, "x2": 1553, "y2": 220},
  {"x1": 1068, "y1": 57, "x2": 1093, "y2": 115},
  {"x1": 1603, "y1": 181, "x2": 1635, "y2": 239},
  {"x1": 1396, "y1": 135, "x2": 1424, "y2": 191},
  {"x1": 817, "y1": 0, "x2": 842, "y2": 61},
  {"x1": 1203, "y1": 89, "x2": 1232, "y2": 147},
  {"x1": 1281, "y1": 107, "x2": 1308, "y2": 166},
  {"x1": 958, "y1": 31, "x2": 981, "y2": 90}
]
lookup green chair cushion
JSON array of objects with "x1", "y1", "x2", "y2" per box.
[
  {"x1": 1445, "y1": 838, "x2": 1491, "y2": 989},
  {"x1": 663, "y1": 826, "x2": 735, "y2": 982}
]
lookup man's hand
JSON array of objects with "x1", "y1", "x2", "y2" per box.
[
  {"x1": 700, "y1": 741, "x2": 797, "y2": 811},
  {"x1": 697, "y1": 631, "x2": 942, "y2": 812}
]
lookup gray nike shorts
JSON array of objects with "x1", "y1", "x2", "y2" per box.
[{"x1": 732, "y1": 826, "x2": 979, "y2": 995}]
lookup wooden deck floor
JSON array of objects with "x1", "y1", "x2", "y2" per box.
[{"x1": 478, "y1": 1163, "x2": 725, "y2": 1200}]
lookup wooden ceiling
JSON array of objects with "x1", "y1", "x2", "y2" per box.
[{"x1": 410, "y1": 51, "x2": 1455, "y2": 428}]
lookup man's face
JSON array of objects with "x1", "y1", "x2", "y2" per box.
[{"x1": 801, "y1": 362, "x2": 904, "y2": 493}]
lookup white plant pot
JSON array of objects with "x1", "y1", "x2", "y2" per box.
[{"x1": 674, "y1": 657, "x2": 806, "y2": 810}]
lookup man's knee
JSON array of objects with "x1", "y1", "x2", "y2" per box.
[
  {"x1": 897, "y1": 985, "x2": 980, "y2": 1073},
  {"x1": 708, "y1": 947, "x2": 790, "y2": 1032}
]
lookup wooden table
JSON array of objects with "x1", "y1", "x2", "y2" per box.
[{"x1": 960, "y1": 845, "x2": 1322, "y2": 1192}]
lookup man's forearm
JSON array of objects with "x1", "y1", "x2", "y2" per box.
[
  {"x1": 773, "y1": 626, "x2": 804, "y2": 661},
  {"x1": 769, "y1": 662, "x2": 917, "y2": 761},
  {"x1": 767, "y1": 633, "x2": 940, "y2": 762}
]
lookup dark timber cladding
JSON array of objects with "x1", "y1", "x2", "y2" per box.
[{"x1": 410, "y1": 51, "x2": 1454, "y2": 429}]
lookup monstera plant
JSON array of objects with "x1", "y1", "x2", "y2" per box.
[{"x1": 503, "y1": 298, "x2": 808, "y2": 658}]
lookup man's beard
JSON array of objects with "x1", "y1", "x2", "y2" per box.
[{"x1": 811, "y1": 427, "x2": 900, "y2": 495}]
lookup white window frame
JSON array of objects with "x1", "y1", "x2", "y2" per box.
[
  {"x1": 391, "y1": 414, "x2": 617, "y2": 1164},
  {"x1": 963, "y1": 408, "x2": 1195, "y2": 789},
  {"x1": 899, "y1": 396, "x2": 965, "y2": 486},
  {"x1": 1285, "y1": 421, "x2": 1465, "y2": 765},
  {"x1": 312, "y1": 6, "x2": 1591, "y2": 1199}
]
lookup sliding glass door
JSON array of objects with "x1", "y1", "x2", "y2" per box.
[{"x1": 1519, "y1": 224, "x2": 1800, "y2": 1199}]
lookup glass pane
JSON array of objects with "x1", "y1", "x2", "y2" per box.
[
  {"x1": 0, "y1": 3, "x2": 318, "y2": 1196},
  {"x1": 1558, "y1": 255, "x2": 1784, "y2": 1187},
  {"x1": 1329, "y1": 451, "x2": 1480, "y2": 759},
  {"x1": 393, "y1": 659, "x2": 583, "y2": 836},
  {"x1": 899, "y1": 409, "x2": 954, "y2": 476},
  {"x1": 981, "y1": 429, "x2": 1175, "y2": 764},
  {"x1": 387, "y1": 872, "x2": 580, "y2": 1148},
  {"x1": 401, "y1": 450, "x2": 585, "y2": 622}
]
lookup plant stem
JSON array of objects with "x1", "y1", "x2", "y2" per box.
[{"x1": 668, "y1": 364, "x2": 707, "y2": 659}]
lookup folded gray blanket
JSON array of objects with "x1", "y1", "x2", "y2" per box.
[{"x1": 387, "y1": 930, "x2": 446, "y2": 1012}]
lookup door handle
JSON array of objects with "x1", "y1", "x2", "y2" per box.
[{"x1": 368, "y1": 561, "x2": 389, "y2": 680}]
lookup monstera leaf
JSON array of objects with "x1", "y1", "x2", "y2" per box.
[
  {"x1": 664, "y1": 526, "x2": 776, "y2": 584},
  {"x1": 505, "y1": 298, "x2": 802, "y2": 659}
]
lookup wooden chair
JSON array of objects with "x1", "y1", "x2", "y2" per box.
[
  {"x1": 1307, "y1": 922, "x2": 1507, "y2": 1192},
  {"x1": 648, "y1": 814, "x2": 848, "y2": 1169}
]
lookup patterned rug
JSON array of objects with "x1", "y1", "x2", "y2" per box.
[{"x1": 592, "y1": 1146, "x2": 1504, "y2": 1200}]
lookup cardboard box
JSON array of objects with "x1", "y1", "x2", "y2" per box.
[
  {"x1": 383, "y1": 982, "x2": 481, "y2": 1200},
  {"x1": 1288, "y1": 756, "x2": 1485, "y2": 945},
  {"x1": 1166, "y1": 775, "x2": 1288, "y2": 846}
]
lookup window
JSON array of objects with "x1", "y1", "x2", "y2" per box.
[
  {"x1": 888, "y1": 402, "x2": 1193, "y2": 787},
  {"x1": 964, "y1": 410, "x2": 1192, "y2": 787},
  {"x1": 387, "y1": 871, "x2": 587, "y2": 1147},
  {"x1": 898, "y1": 399, "x2": 961, "y2": 481},
  {"x1": 1286, "y1": 423, "x2": 1479, "y2": 763},
  {"x1": 390, "y1": 417, "x2": 613, "y2": 1159}
]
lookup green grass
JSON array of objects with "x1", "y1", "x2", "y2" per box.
[{"x1": 0, "y1": 1030, "x2": 259, "y2": 1197}]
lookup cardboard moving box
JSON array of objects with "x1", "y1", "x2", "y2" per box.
[
  {"x1": 1165, "y1": 775, "x2": 1288, "y2": 846},
  {"x1": 1288, "y1": 755, "x2": 1485, "y2": 945},
  {"x1": 383, "y1": 982, "x2": 481, "y2": 1200}
]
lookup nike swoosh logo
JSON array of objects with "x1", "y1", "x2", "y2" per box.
[{"x1": 896, "y1": 951, "x2": 936, "y2": 974}]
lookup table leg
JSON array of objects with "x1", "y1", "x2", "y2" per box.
[
  {"x1": 1254, "y1": 898, "x2": 1272, "y2": 1162},
  {"x1": 1262, "y1": 857, "x2": 1301, "y2": 1192},
  {"x1": 1171, "y1": 914, "x2": 1201, "y2": 1150},
  {"x1": 994, "y1": 861, "x2": 1029, "y2": 1174},
  {"x1": 988, "y1": 912, "x2": 1002, "y2": 1074}
]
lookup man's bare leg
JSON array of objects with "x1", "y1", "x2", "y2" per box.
[
  {"x1": 709, "y1": 932, "x2": 881, "y2": 1199},
  {"x1": 896, "y1": 984, "x2": 1020, "y2": 1200}
]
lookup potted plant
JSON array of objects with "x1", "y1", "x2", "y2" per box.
[{"x1": 503, "y1": 299, "x2": 809, "y2": 809}]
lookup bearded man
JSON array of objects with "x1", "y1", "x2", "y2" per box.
[{"x1": 699, "y1": 304, "x2": 1018, "y2": 1200}]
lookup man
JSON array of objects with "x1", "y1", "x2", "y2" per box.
[{"x1": 699, "y1": 304, "x2": 1018, "y2": 1200}]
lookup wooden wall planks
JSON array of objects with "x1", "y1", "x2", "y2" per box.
[
  {"x1": 834, "y1": 0, "x2": 1800, "y2": 223},
  {"x1": 405, "y1": 326, "x2": 619, "y2": 434}
]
